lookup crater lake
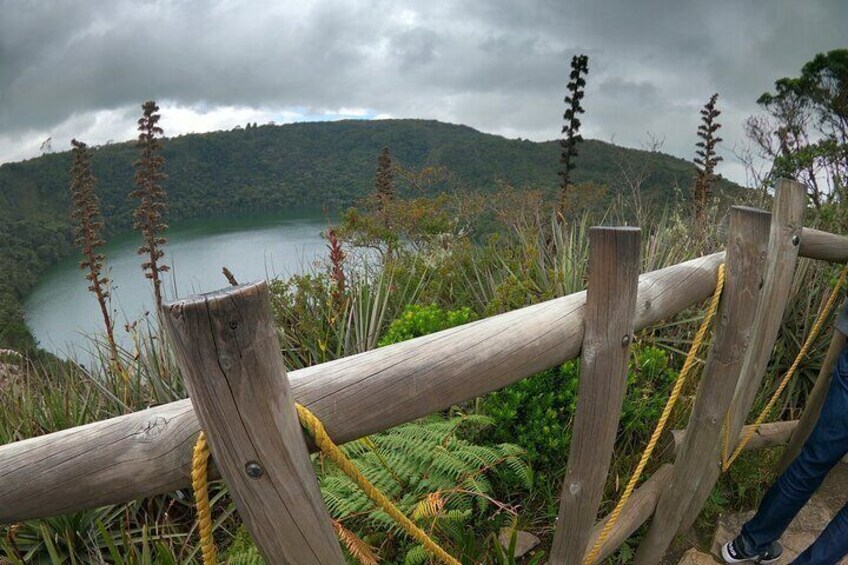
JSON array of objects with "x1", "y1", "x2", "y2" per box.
[{"x1": 25, "y1": 209, "x2": 329, "y2": 357}]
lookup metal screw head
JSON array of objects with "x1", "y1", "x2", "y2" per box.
[
  {"x1": 792, "y1": 234, "x2": 800, "y2": 246},
  {"x1": 245, "y1": 461, "x2": 264, "y2": 479},
  {"x1": 229, "y1": 320, "x2": 239, "y2": 330},
  {"x1": 622, "y1": 334, "x2": 632, "y2": 346}
]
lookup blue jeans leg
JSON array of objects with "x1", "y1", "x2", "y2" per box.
[
  {"x1": 739, "y1": 344, "x2": 848, "y2": 561},
  {"x1": 792, "y1": 502, "x2": 848, "y2": 565}
]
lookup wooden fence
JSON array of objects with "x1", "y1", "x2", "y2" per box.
[{"x1": 2, "y1": 179, "x2": 848, "y2": 563}]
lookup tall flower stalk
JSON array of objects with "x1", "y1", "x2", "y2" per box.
[
  {"x1": 375, "y1": 146, "x2": 394, "y2": 228},
  {"x1": 131, "y1": 101, "x2": 169, "y2": 310},
  {"x1": 327, "y1": 227, "x2": 347, "y2": 308},
  {"x1": 693, "y1": 93, "x2": 723, "y2": 229},
  {"x1": 558, "y1": 54, "x2": 590, "y2": 220},
  {"x1": 69, "y1": 139, "x2": 119, "y2": 365}
]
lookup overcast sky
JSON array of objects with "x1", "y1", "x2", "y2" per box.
[{"x1": 1, "y1": 1, "x2": 846, "y2": 184}]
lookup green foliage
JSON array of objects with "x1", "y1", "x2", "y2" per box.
[
  {"x1": 750, "y1": 49, "x2": 847, "y2": 207},
  {"x1": 269, "y1": 265, "x2": 429, "y2": 369},
  {"x1": 319, "y1": 414, "x2": 531, "y2": 563},
  {"x1": 619, "y1": 346, "x2": 680, "y2": 442},
  {"x1": 378, "y1": 304, "x2": 476, "y2": 347},
  {"x1": 223, "y1": 526, "x2": 264, "y2": 565},
  {"x1": 1, "y1": 120, "x2": 724, "y2": 231},
  {"x1": 0, "y1": 119, "x2": 742, "y2": 350},
  {"x1": 482, "y1": 346, "x2": 677, "y2": 481},
  {"x1": 0, "y1": 220, "x2": 72, "y2": 351},
  {"x1": 483, "y1": 361, "x2": 579, "y2": 475}
]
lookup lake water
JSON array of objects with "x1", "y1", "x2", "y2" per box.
[{"x1": 25, "y1": 210, "x2": 329, "y2": 357}]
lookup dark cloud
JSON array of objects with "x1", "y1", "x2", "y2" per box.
[{"x1": 1, "y1": 0, "x2": 846, "y2": 181}]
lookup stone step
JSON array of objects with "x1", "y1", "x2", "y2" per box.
[
  {"x1": 678, "y1": 548, "x2": 720, "y2": 564},
  {"x1": 705, "y1": 462, "x2": 848, "y2": 564}
]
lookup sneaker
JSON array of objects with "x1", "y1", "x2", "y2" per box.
[{"x1": 721, "y1": 535, "x2": 783, "y2": 563}]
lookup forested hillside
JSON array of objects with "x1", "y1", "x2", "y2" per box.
[{"x1": 0, "y1": 119, "x2": 738, "y2": 349}]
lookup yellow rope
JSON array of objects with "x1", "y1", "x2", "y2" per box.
[
  {"x1": 583, "y1": 263, "x2": 726, "y2": 565},
  {"x1": 295, "y1": 403, "x2": 461, "y2": 565},
  {"x1": 722, "y1": 264, "x2": 848, "y2": 472},
  {"x1": 192, "y1": 432, "x2": 217, "y2": 565},
  {"x1": 190, "y1": 407, "x2": 461, "y2": 565}
]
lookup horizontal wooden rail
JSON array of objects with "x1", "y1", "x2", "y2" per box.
[
  {"x1": 799, "y1": 227, "x2": 848, "y2": 263},
  {"x1": 2, "y1": 220, "x2": 846, "y2": 525},
  {"x1": 0, "y1": 252, "x2": 724, "y2": 523},
  {"x1": 584, "y1": 464, "x2": 673, "y2": 563},
  {"x1": 670, "y1": 420, "x2": 799, "y2": 456}
]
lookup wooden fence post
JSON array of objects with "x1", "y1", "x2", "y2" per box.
[
  {"x1": 550, "y1": 227, "x2": 641, "y2": 565},
  {"x1": 162, "y1": 282, "x2": 345, "y2": 564},
  {"x1": 778, "y1": 319, "x2": 846, "y2": 472},
  {"x1": 725, "y1": 179, "x2": 806, "y2": 451},
  {"x1": 633, "y1": 206, "x2": 771, "y2": 563},
  {"x1": 675, "y1": 179, "x2": 807, "y2": 534}
]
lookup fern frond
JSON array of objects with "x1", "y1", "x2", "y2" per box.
[
  {"x1": 341, "y1": 436, "x2": 375, "y2": 458},
  {"x1": 314, "y1": 414, "x2": 530, "y2": 557},
  {"x1": 411, "y1": 491, "x2": 445, "y2": 521},
  {"x1": 403, "y1": 544, "x2": 430, "y2": 565},
  {"x1": 333, "y1": 520, "x2": 380, "y2": 565},
  {"x1": 503, "y1": 455, "x2": 533, "y2": 491},
  {"x1": 460, "y1": 473, "x2": 492, "y2": 496},
  {"x1": 437, "y1": 509, "x2": 471, "y2": 522}
]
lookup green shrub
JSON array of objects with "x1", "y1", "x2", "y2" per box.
[
  {"x1": 482, "y1": 346, "x2": 678, "y2": 483},
  {"x1": 619, "y1": 346, "x2": 679, "y2": 443},
  {"x1": 482, "y1": 361, "x2": 580, "y2": 476},
  {"x1": 378, "y1": 304, "x2": 476, "y2": 347}
]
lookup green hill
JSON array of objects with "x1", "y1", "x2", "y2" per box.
[{"x1": 0, "y1": 119, "x2": 738, "y2": 349}]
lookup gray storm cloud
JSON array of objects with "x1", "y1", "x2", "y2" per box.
[{"x1": 1, "y1": 0, "x2": 846, "y2": 182}]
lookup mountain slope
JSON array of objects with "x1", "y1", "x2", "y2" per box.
[
  {"x1": 1, "y1": 119, "x2": 735, "y2": 226},
  {"x1": 0, "y1": 119, "x2": 739, "y2": 350}
]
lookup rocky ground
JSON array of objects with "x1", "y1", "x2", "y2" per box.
[{"x1": 678, "y1": 461, "x2": 848, "y2": 564}]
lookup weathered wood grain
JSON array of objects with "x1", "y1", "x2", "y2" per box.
[
  {"x1": 673, "y1": 180, "x2": 807, "y2": 536},
  {"x1": 799, "y1": 227, "x2": 848, "y2": 263},
  {"x1": 162, "y1": 281, "x2": 345, "y2": 563},
  {"x1": 583, "y1": 464, "x2": 673, "y2": 564},
  {"x1": 550, "y1": 227, "x2": 641, "y2": 564},
  {"x1": 0, "y1": 252, "x2": 726, "y2": 523},
  {"x1": 671, "y1": 420, "x2": 799, "y2": 456},
  {"x1": 634, "y1": 206, "x2": 771, "y2": 564},
  {"x1": 726, "y1": 180, "x2": 806, "y2": 457}
]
